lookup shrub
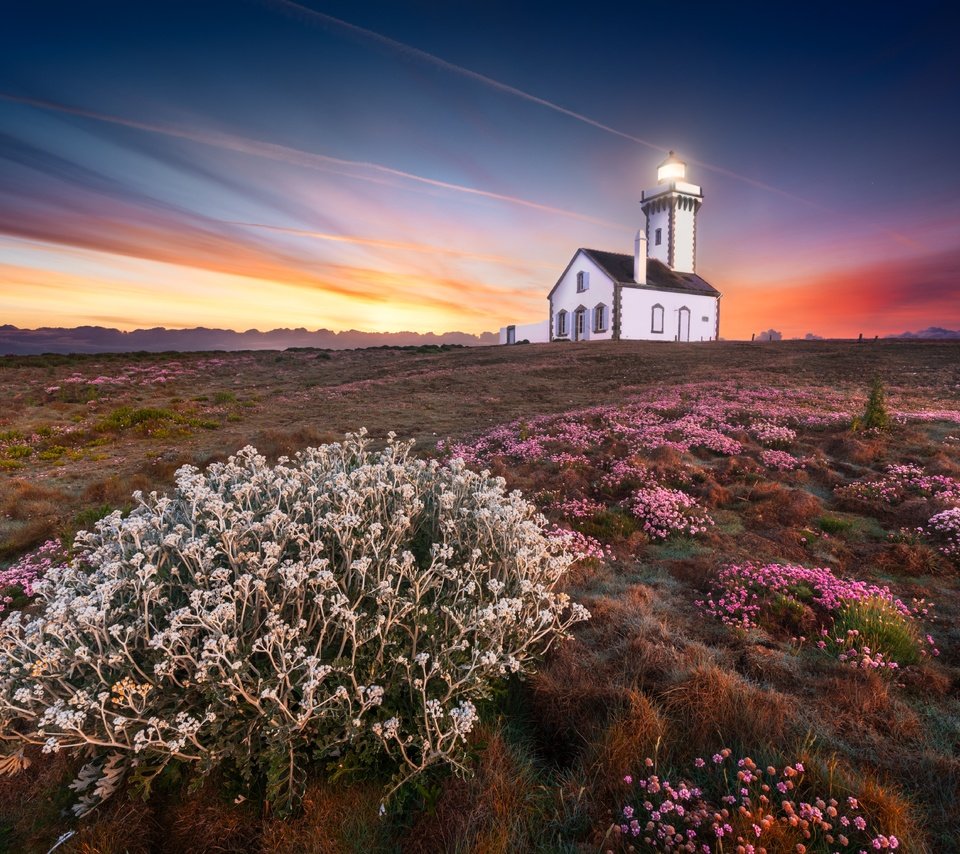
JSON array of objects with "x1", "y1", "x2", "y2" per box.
[
  {"x1": 853, "y1": 377, "x2": 890, "y2": 432},
  {"x1": 36, "y1": 445, "x2": 67, "y2": 461},
  {"x1": 0, "y1": 433, "x2": 588, "y2": 816}
]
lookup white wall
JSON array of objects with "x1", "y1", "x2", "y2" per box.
[
  {"x1": 672, "y1": 204, "x2": 696, "y2": 273},
  {"x1": 646, "y1": 205, "x2": 671, "y2": 267},
  {"x1": 620, "y1": 287, "x2": 718, "y2": 342},
  {"x1": 642, "y1": 184, "x2": 701, "y2": 273},
  {"x1": 499, "y1": 319, "x2": 550, "y2": 344},
  {"x1": 549, "y1": 251, "x2": 615, "y2": 341}
]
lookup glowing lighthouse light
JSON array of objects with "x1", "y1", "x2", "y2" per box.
[{"x1": 657, "y1": 150, "x2": 687, "y2": 183}]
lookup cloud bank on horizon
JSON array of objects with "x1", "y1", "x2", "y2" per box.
[{"x1": 1, "y1": 0, "x2": 958, "y2": 340}]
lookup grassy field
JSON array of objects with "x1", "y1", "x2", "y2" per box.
[{"x1": 1, "y1": 339, "x2": 959, "y2": 852}]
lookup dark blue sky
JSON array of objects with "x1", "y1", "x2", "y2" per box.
[{"x1": 2, "y1": 0, "x2": 958, "y2": 336}]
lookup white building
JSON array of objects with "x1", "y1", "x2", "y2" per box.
[{"x1": 500, "y1": 152, "x2": 721, "y2": 344}]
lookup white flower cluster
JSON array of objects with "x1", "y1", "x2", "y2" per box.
[{"x1": 0, "y1": 431, "x2": 588, "y2": 813}]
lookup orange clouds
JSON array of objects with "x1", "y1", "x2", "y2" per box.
[{"x1": 719, "y1": 246, "x2": 960, "y2": 339}]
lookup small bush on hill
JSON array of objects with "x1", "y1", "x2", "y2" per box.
[
  {"x1": 0, "y1": 433, "x2": 588, "y2": 816},
  {"x1": 853, "y1": 377, "x2": 890, "y2": 432}
]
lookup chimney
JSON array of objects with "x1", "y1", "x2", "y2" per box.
[{"x1": 634, "y1": 230, "x2": 647, "y2": 284}]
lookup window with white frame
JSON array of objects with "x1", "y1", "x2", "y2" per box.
[
  {"x1": 576, "y1": 270, "x2": 588, "y2": 292},
  {"x1": 651, "y1": 303, "x2": 664, "y2": 334},
  {"x1": 556, "y1": 310, "x2": 568, "y2": 337},
  {"x1": 655, "y1": 228, "x2": 662, "y2": 246},
  {"x1": 593, "y1": 304, "x2": 607, "y2": 333}
]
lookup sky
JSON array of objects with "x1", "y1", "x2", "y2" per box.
[{"x1": 1, "y1": 0, "x2": 958, "y2": 340}]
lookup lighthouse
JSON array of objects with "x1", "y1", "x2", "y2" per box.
[
  {"x1": 640, "y1": 151, "x2": 703, "y2": 274},
  {"x1": 498, "y1": 151, "x2": 721, "y2": 345}
]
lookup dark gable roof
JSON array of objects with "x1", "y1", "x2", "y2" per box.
[{"x1": 580, "y1": 249, "x2": 720, "y2": 297}]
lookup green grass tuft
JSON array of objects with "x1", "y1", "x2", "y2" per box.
[
  {"x1": 817, "y1": 515, "x2": 855, "y2": 535},
  {"x1": 832, "y1": 596, "x2": 921, "y2": 666}
]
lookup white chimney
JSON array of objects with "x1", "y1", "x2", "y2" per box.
[{"x1": 634, "y1": 230, "x2": 647, "y2": 284}]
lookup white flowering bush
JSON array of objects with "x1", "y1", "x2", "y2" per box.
[{"x1": 0, "y1": 432, "x2": 588, "y2": 815}]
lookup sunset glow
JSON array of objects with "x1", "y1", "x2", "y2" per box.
[{"x1": 2, "y1": 1, "x2": 958, "y2": 341}]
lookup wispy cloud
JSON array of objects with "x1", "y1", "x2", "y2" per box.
[
  {"x1": 224, "y1": 220, "x2": 555, "y2": 270},
  {"x1": 0, "y1": 92, "x2": 619, "y2": 228},
  {"x1": 265, "y1": 0, "x2": 830, "y2": 208}
]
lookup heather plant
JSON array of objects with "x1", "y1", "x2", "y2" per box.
[
  {"x1": 749, "y1": 421, "x2": 797, "y2": 447},
  {"x1": 0, "y1": 540, "x2": 68, "y2": 618},
  {"x1": 924, "y1": 507, "x2": 960, "y2": 560},
  {"x1": 837, "y1": 464, "x2": 960, "y2": 508},
  {"x1": 0, "y1": 433, "x2": 589, "y2": 816},
  {"x1": 759, "y1": 449, "x2": 804, "y2": 471},
  {"x1": 628, "y1": 487, "x2": 713, "y2": 541},
  {"x1": 606, "y1": 752, "x2": 902, "y2": 853},
  {"x1": 698, "y1": 563, "x2": 936, "y2": 669}
]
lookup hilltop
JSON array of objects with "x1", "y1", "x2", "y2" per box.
[{"x1": 1, "y1": 339, "x2": 959, "y2": 852}]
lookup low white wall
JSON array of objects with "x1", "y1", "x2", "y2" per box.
[{"x1": 499, "y1": 319, "x2": 550, "y2": 344}]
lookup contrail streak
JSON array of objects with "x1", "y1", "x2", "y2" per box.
[
  {"x1": 0, "y1": 92, "x2": 620, "y2": 229},
  {"x1": 265, "y1": 0, "x2": 825, "y2": 209},
  {"x1": 263, "y1": 0, "x2": 925, "y2": 247},
  {"x1": 225, "y1": 220, "x2": 556, "y2": 268}
]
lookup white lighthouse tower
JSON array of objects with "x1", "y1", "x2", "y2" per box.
[{"x1": 640, "y1": 151, "x2": 703, "y2": 274}]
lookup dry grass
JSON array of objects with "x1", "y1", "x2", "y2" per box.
[
  {"x1": 661, "y1": 664, "x2": 797, "y2": 754},
  {"x1": 260, "y1": 780, "x2": 391, "y2": 853},
  {"x1": 403, "y1": 727, "x2": 546, "y2": 854},
  {"x1": 742, "y1": 481, "x2": 823, "y2": 529},
  {"x1": 66, "y1": 801, "x2": 156, "y2": 854},
  {"x1": 581, "y1": 690, "x2": 667, "y2": 794}
]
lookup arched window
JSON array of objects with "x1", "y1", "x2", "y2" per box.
[
  {"x1": 576, "y1": 271, "x2": 589, "y2": 292},
  {"x1": 593, "y1": 304, "x2": 607, "y2": 333},
  {"x1": 556, "y1": 310, "x2": 568, "y2": 337},
  {"x1": 651, "y1": 303, "x2": 664, "y2": 334}
]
